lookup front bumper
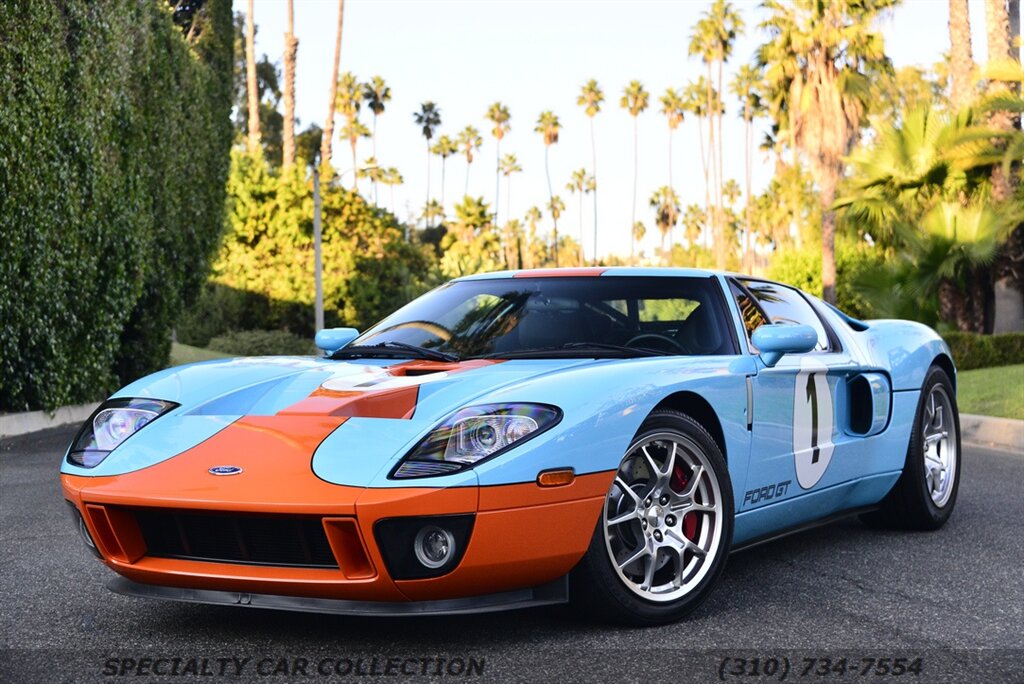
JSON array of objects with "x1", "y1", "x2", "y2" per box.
[{"x1": 62, "y1": 437, "x2": 609, "y2": 610}]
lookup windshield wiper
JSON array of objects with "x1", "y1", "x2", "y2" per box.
[
  {"x1": 472, "y1": 342, "x2": 673, "y2": 360},
  {"x1": 330, "y1": 341, "x2": 460, "y2": 363}
]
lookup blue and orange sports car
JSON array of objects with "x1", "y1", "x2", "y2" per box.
[{"x1": 61, "y1": 268, "x2": 960, "y2": 625}]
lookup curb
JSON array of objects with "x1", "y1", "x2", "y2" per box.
[
  {"x1": 960, "y1": 413, "x2": 1024, "y2": 454},
  {"x1": 0, "y1": 403, "x2": 98, "y2": 439}
]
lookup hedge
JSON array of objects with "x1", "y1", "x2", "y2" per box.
[
  {"x1": 941, "y1": 332, "x2": 1024, "y2": 371},
  {"x1": 207, "y1": 330, "x2": 315, "y2": 357},
  {"x1": 0, "y1": 1, "x2": 233, "y2": 411}
]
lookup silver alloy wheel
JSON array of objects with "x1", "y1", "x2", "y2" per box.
[
  {"x1": 602, "y1": 431, "x2": 724, "y2": 602},
  {"x1": 922, "y1": 384, "x2": 957, "y2": 508}
]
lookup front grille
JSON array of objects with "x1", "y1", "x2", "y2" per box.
[{"x1": 134, "y1": 509, "x2": 337, "y2": 568}]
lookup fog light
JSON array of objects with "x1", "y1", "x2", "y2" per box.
[{"x1": 414, "y1": 526, "x2": 454, "y2": 568}]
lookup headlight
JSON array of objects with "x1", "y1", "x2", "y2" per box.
[
  {"x1": 67, "y1": 398, "x2": 177, "y2": 468},
  {"x1": 391, "y1": 403, "x2": 561, "y2": 479}
]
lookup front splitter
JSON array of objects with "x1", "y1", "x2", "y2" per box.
[{"x1": 107, "y1": 575, "x2": 569, "y2": 617}]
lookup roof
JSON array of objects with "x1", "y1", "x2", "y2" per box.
[{"x1": 456, "y1": 266, "x2": 730, "y2": 281}]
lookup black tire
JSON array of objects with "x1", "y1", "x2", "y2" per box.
[
  {"x1": 571, "y1": 409, "x2": 733, "y2": 626},
  {"x1": 861, "y1": 365, "x2": 960, "y2": 531}
]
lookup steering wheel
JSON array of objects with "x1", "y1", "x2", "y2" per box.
[{"x1": 625, "y1": 333, "x2": 688, "y2": 354}]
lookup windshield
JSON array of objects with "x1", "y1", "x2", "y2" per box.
[{"x1": 350, "y1": 276, "x2": 737, "y2": 359}]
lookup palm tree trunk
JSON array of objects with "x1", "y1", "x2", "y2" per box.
[
  {"x1": 244, "y1": 0, "x2": 260, "y2": 155},
  {"x1": 819, "y1": 165, "x2": 840, "y2": 304},
  {"x1": 743, "y1": 110, "x2": 753, "y2": 273},
  {"x1": 986, "y1": 0, "x2": 1014, "y2": 202},
  {"x1": 321, "y1": 0, "x2": 345, "y2": 169},
  {"x1": 948, "y1": 0, "x2": 975, "y2": 110},
  {"x1": 668, "y1": 129, "x2": 674, "y2": 191},
  {"x1": 372, "y1": 114, "x2": 379, "y2": 205},
  {"x1": 545, "y1": 146, "x2": 558, "y2": 267},
  {"x1": 464, "y1": 158, "x2": 470, "y2": 198},
  {"x1": 424, "y1": 140, "x2": 431, "y2": 226},
  {"x1": 696, "y1": 116, "x2": 711, "y2": 250},
  {"x1": 590, "y1": 117, "x2": 598, "y2": 264},
  {"x1": 282, "y1": 0, "x2": 297, "y2": 167},
  {"x1": 631, "y1": 116, "x2": 638, "y2": 263},
  {"x1": 579, "y1": 191, "x2": 585, "y2": 265},
  {"x1": 350, "y1": 138, "x2": 357, "y2": 191},
  {"x1": 506, "y1": 175, "x2": 512, "y2": 226},
  {"x1": 440, "y1": 157, "x2": 447, "y2": 220},
  {"x1": 494, "y1": 140, "x2": 501, "y2": 222},
  {"x1": 716, "y1": 56, "x2": 726, "y2": 270}
]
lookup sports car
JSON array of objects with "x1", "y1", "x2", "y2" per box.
[{"x1": 61, "y1": 267, "x2": 961, "y2": 625}]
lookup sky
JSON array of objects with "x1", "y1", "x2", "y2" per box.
[{"x1": 233, "y1": 0, "x2": 1004, "y2": 260}]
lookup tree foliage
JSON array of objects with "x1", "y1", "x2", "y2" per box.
[{"x1": 0, "y1": 0, "x2": 233, "y2": 411}]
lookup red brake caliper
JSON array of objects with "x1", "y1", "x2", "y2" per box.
[{"x1": 671, "y1": 465, "x2": 698, "y2": 541}]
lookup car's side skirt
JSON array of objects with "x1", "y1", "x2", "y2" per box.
[
  {"x1": 729, "y1": 504, "x2": 880, "y2": 554},
  {"x1": 106, "y1": 574, "x2": 569, "y2": 617}
]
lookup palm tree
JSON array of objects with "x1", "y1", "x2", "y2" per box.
[
  {"x1": 948, "y1": 0, "x2": 976, "y2": 110},
  {"x1": 485, "y1": 102, "x2": 511, "y2": 218},
  {"x1": 984, "y1": 0, "x2": 1014, "y2": 202},
  {"x1": 414, "y1": 101, "x2": 442, "y2": 223},
  {"x1": 281, "y1": 0, "x2": 297, "y2": 167},
  {"x1": 321, "y1": 0, "x2": 345, "y2": 169},
  {"x1": 620, "y1": 80, "x2": 650, "y2": 263},
  {"x1": 457, "y1": 125, "x2": 483, "y2": 197},
  {"x1": 244, "y1": 0, "x2": 260, "y2": 154},
  {"x1": 566, "y1": 168, "x2": 596, "y2": 264},
  {"x1": 547, "y1": 194, "x2": 566, "y2": 265},
  {"x1": 534, "y1": 111, "x2": 562, "y2": 264},
  {"x1": 500, "y1": 153, "x2": 522, "y2": 225},
  {"x1": 632, "y1": 221, "x2": 647, "y2": 254},
  {"x1": 577, "y1": 79, "x2": 604, "y2": 258},
  {"x1": 525, "y1": 205, "x2": 543, "y2": 268},
  {"x1": 335, "y1": 72, "x2": 366, "y2": 189},
  {"x1": 730, "y1": 64, "x2": 763, "y2": 272},
  {"x1": 380, "y1": 167, "x2": 403, "y2": 213},
  {"x1": 682, "y1": 204, "x2": 706, "y2": 247},
  {"x1": 690, "y1": 0, "x2": 744, "y2": 270},
  {"x1": 358, "y1": 157, "x2": 386, "y2": 204},
  {"x1": 650, "y1": 186, "x2": 682, "y2": 260},
  {"x1": 430, "y1": 134, "x2": 457, "y2": 219},
  {"x1": 362, "y1": 76, "x2": 391, "y2": 203},
  {"x1": 758, "y1": 0, "x2": 895, "y2": 304},
  {"x1": 421, "y1": 199, "x2": 444, "y2": 229},
  {"x1": 683, "y1": 78, "x2": 714, "y2": 248},
  {"x1": 659, "y1": 88, "x2": 685, "y2": 190}
]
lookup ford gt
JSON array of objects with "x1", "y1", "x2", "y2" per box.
[{"x1": 61, "y1": 268, "x2": 961, "y2": 624}]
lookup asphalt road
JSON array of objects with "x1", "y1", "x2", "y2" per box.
[{"x1": 2, "y1": 426, "x2": 1022, "y2": 683}]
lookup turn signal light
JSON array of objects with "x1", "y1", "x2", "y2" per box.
[{"x1": 537, "y1": 468, "x2": 575, "y2": 487}]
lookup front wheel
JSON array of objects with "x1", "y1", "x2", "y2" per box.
[
  {"x1": 861, "y1": 365, "x2": 961, "y2": 530},
  {"x1": 572, "y1": 409, "x2": 733, "y2": 625}
]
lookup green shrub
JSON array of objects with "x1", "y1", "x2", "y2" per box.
[
  {"x1": 766, "y1": 241, "x2": 884, "y2": 320},
  {"x1": 0, "y1": 0, "x2": 232, "y2": 411},
  {"x1": 207, "y1": 330, "x2": 314, "y2": 357},
  {"x1": 942, "y1": 332, "x2": 1024, "y2": 371}
]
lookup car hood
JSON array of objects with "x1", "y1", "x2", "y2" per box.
[{"x1": 64, "y1": 356, "x2": 600, "y2": 481}]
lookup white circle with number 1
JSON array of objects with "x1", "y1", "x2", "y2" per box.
[{"x1": 792, "y1": 357, "x2": 835, "y2": 489}]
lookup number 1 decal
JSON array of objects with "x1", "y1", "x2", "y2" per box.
[{"x1": 792, "y1": 358, "x2": 835, "y2": 489}]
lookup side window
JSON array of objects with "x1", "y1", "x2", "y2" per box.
[
  {"x1": 739, "y1": 280, "x2": 831, "y2": 352},
  {"x1": 729, "y1": 282, "x2": 768, "y2": 346}
]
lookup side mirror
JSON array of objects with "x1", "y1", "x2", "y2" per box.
[
  {"x1": 314, "y1": 327, "x2": 359, "y2": 354},
  {"x1": 751, "y1": 324, "x2": 818, "y2": 367}
]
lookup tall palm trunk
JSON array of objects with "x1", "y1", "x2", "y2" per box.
[
  {"x1": 494, "y1": 141, "x2": 501, "y2": 223},
  {"x1": 424, "y1": 141, "x2": 431, "y2": 225},
  {"x1": 350, "y1": 138, "x2": 357, "y2": 191},
  {"x1": 743, "y1": 107, "x2": 753, "y2": 273},
  {"x1": 321, "y1": 0, "x2": 345, "y2": 169},
  {"x1": 716, "y1": 56, "x2": 726, "y2": 269},
  {"x1": 244, "y1": 0, "x2": 260, "y2": 155},
  {"x1": 545, "y1": 147, "x2": 558, "y2": 267},
  {"x1": 590, "y1": 118, "x2": 598, "y2": 263},
  {"x1": 696, "y1": 116, "x2": 711, "y2": 249},
  {"x1": 630, "y1": 117, "x2": 638, "y2": 263},
  {"x1": 986, "y1": 0, "x2": 1014, "y2": 202},
  {"x1": 704, "y1": 63, "x2": 719, "y2": 264},
  {"x1": 371, "y1": 113, "x2": 379, "y2": 205},
  {"x1": 948, "y1": 0, "x2": 975, "y2": 110},
  {"x1": 819, "y1": 166, "x2": 840, "y2": 305},
  {"x1": 439, "y1": 157, "x2": 447, "y2": 220},
  {"x1": 464, "y1": 159, "x2": 470, "y2": 198},
  {"x1": 578, "y1": 191, "x2": 585, "y2": 265},
  {"x1": 282, "y1": 0, "x2": 297, "y2": 167},
  {"x1": 506, "y1": 175, "x2": 512, "y2": 227}
]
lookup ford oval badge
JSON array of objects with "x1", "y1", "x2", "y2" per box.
[{"x1": 208, "y1": 465, "x2": 243, "y2": 476}]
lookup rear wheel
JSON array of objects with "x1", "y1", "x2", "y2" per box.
[
  {"x1": 861, "y1": 366, "x2": 960, "y2": 530},
  {"x1": 572, "y1": 410, "x2": 733, "y2": 625}
]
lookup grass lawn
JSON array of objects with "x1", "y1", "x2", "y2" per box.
[
  {"x1": 169, "y1": 342, "x2": 230, "y2": 367},
  {"x1": 957, "y1": 364, "x2": 1024, "y2": 421}
]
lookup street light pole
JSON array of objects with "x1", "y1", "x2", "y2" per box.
[{"x1": 313, "y1": 166, "x2": 324, "y2": 332}]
